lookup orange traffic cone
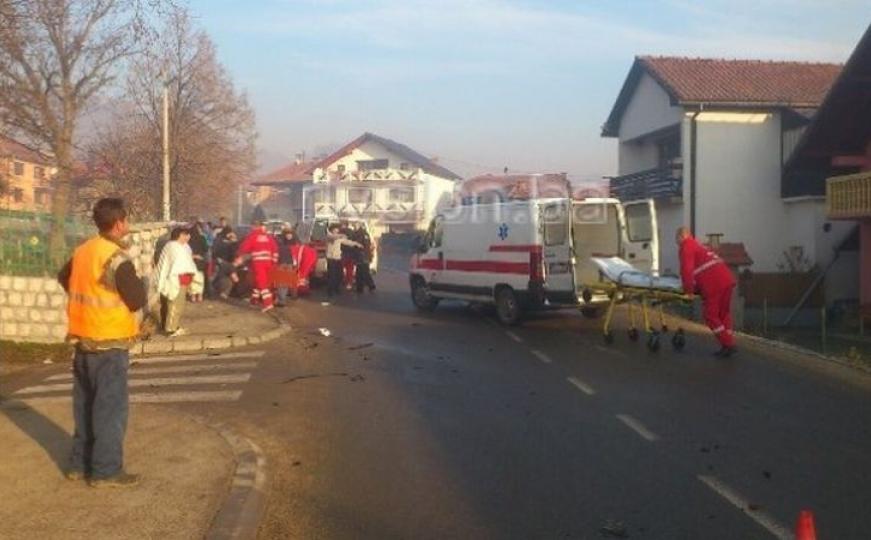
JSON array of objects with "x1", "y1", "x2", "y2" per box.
[{"x1": 795, "y1": 510, "x2": 817, "y2": 540}]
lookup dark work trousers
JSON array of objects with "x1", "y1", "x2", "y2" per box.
[
  {"x1": 69, "y1": 347, "x2": 130, "y2": 479},
  {"x1": 327, "y1": 259, "x2": 343, "y2": 296},
  {"x1": 355, "y1": 263, "x2": 376, "y2": 292}
]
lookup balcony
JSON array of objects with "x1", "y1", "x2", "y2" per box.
[
  {"x1": 313, "y1": 168, "x2": 421, "y2": 184},
  {"x1": 827, "y1": 170, "x2": 871, "y2": 219},
  {"x1": 609, "y1": 164, "x2": 683, "y2": 202}
]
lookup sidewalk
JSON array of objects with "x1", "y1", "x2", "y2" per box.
[
  {"x1": 0, "y1": 401, "x2": 234, "y2": 540},
  {"x1": 137, "y1": 298, "x2": 289, "y2": 356}
]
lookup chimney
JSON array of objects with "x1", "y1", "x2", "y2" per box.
[{"x1": 294, "y1": 151, "x2": 305, "y2": 165}]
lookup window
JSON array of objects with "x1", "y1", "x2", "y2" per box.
[
  {"x1": 428, "y1": 217, "x2": 444, "y2": 248},
  {"x1": 34, "y1": 188, "x2": 48, "y2": 205},
  {"x1": 656, "y1": 134, "x2": 680, "y2": 168},
  {"x1": 624, "y1": 203, "x2": 652, "y2": 242},
  {"x1": 357, "y1": 159, "x2": 388, "y2": 171},
  {"x1": 543, "y1": 203, "x2": 568, "y2": 246},
  {"x1": 348, "y1": 188, "x2": 373, "y2": 205},
  {"x1": 399, "y1": 162, "x2": 410, "y2": 171},
  {"x1": 12, "y1": 188, "x2": 24, "y2": 203},
  {"x1": 310, "y1": 187, "x2": 334, "y2": 204},
  {"x1": 389, "y1": 187, "x2": 415, "y2": 203},
  {"x1": 13, "y1": 161, "x2": 24, "y2": 176},
  {"x1": 34, "y1": 166, "x2": 45, "y2": 179},
  {"x1": 336, "y1": 164, "x2": 346, "y2": 174}
]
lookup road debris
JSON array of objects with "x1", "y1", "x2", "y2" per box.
[
  {"x1": 600, "y1": 519, "x2": 629, "y2": 538},
  {"x1": 318, "y1": 328, "x2": 331, "y2": 337},
  {"x1": 42, "y1": 359, "x2": 53, "y2": 364},
  {"x1": 348, "y1": 342, "x2": 374, "y2": 351},
  {"x1": 320, "y1": 302, "x2": 330, "y2": 307}
]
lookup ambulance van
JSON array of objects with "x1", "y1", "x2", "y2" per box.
[{"x1": 409, "y1": 197, "x2": 658, "y2": 325}]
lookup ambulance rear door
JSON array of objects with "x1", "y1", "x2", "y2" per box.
[
  {"x1": 539, "y1": 200, "x2": 575, "y2": 298},
  {"x1": 620, "y1": 199, "x2": 659, "y2": 275}
]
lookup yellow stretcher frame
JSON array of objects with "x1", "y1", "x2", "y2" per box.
[{"x1": 583, "y1": 281, "x2": 693, "y2": 352}]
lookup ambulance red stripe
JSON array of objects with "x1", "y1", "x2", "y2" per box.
[{"x1": 488, "y1": 244, "x2": 542, "y2": 253}]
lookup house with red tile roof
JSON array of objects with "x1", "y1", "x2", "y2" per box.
[
  {"x1": 602, "y1": 55, "x2": 849, "y2": 279},
  {"x1": 251, "y1": 132, "x2": 460, "y2": 235},
  {"x1": 0, "y1": 134, "x2": 56, "y2": 212}
]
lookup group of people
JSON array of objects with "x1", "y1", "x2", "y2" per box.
[
  {"x1": 152, "y1": 218, "x2": 380, "y2": 335},
  {"x1": 325, "y1": 223, "x2": 376, "y2": 297}
]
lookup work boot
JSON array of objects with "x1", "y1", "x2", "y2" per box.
[
  {"x1": 89, "y1": 472, "x2": 140, "y2": 488},
  {"x1": 713, "y1": 346, "x2": 736, "y2": 358}
]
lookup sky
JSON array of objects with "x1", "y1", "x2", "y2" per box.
[{"x1": 186, "y1": 0, "x2": 870, "y2": 180}]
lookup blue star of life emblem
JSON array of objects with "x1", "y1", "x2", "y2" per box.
[{"x1": 497, "y1": 223, "x2": 509, "y2": 240}]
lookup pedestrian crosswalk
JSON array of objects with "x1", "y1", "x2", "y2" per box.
[{"x1": 8, "y1": 350, "x2": 265, "y2": 405}]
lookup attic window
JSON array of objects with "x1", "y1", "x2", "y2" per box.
[{"x1": 357, "y1": 159, "x2": 388, "y2": 171}]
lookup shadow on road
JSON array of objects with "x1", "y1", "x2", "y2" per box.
[{"x1": 0, "y1": 398, "x2": 71, "y2": 473}]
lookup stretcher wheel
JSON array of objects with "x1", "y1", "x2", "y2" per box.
[
  {"x1": 671, "y1": 330, "x2": 686, "y2": 351},
  {"x1": 647, "y1": 332, "x2": 661, "y2": 352},
  {"x1": 604, "y1": 331, "x2": 615, "y2": 345},
  {"x1": 628, "y1": 328, "x2": 639, "y2": 341}
]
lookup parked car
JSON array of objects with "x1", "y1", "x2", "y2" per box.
[{"x1": 296, "y1": 217, "x2": 379, "y2": 281}]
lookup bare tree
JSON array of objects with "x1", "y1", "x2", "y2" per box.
[
  {"x1": 0, "y1": 0, "x2": 161, "y2": 260},
  {"x1": 89, "y1": 6, "x2": 256, "y2": 220}
]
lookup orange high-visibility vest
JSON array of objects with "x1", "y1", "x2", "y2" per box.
[{"x1": 67, "y1": 236, "x2": 139, "y2": 341}]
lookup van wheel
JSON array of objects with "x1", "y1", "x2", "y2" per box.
[
  {"x1": 495, "y1": 287, "x2": 522, "y2": 326},
  {"x1": 411, "y1": 278, "x2": 438, "y2": 312}
]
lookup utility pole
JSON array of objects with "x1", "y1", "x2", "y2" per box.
[{"x1": 162, "y1": 79, "x2": 171, "y2": 222}]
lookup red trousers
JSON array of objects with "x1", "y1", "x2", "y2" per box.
[
  {"x1": 343, "y1": 258, "x2": 356, "y2": 287},
  {"x1": 250, "y1": 262, "x2": 274, "y2": 308},
  {"x1": 702, "y1": 284, "x2": 735, "y2": 347}
]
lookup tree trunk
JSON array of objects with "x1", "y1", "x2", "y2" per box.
[{"x1": 48, "y1": 132, "x2": 75, "y2": 267}]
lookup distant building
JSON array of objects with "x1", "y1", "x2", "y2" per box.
[
  {"x1": 252, "y1": 132, "x2": 461, "y2": 235},
  {"x1": 602, "y1": 56, "x2": 846, "y2": 278},
  {"x1": 0, "y1": 135, "x2": 55, "y2": 212}
]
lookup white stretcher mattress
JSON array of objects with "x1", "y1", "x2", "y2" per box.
[{"x1": 591, "y1": 256, "x2": 684, "y2": 292}]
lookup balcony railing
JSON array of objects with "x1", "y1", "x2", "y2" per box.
[
  {"x1": 313, "y1": 168, "x2": 422, "y2": 183},
  {"x1": 827, "y1": 171, "x2": 871, "y2": 219},
  {"x1": 609, "y1": 164, "x2": 683, "y2": 202}
]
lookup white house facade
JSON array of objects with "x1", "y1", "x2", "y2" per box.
[
  {"x1": 602, "y1": 56, "x2": 854, "y2": 304},
  {"x1": 303, "y1": 133, "x2": 460, "y2": 237}
]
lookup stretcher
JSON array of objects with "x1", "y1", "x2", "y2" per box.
[{"x1": 586, "y1": 257, "x2": 694, "y2": 351}]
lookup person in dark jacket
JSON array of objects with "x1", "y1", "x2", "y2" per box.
[
  {"x1": 188, "y1": 220, "x2": 209, "y2": 302},
  {"x1": 275, "y1": 227, "x2": 299, "y2": 306},
  {"x1": 353, "y1": 227, "x2": 376, "y2": 293}
]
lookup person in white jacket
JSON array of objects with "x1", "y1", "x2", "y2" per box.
[{"x1": 154, "y1": 227, "x2": 197, "y2": 336}]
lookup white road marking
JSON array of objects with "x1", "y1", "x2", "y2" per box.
[
  {"x1": 7, "y1": 390, "x2": 243, "y2": 406},
  {"x1": 530, "y1": 349, "x2": 553, "y2": 364},
  {"x1": 14, "y1": 373, "x2": 252, "y2": 395},
  {"x1": 697, "y1": 475, "x2": 792, "y2": 540},
  {"x1": 505, "y1": 331, "x2": 523, "y2": 343},
  {"x1": 46, "y1": 362, "x2": 259, "y2": 381},
  {"x1": 133, "y1": 350, "x2": 266, "y2": 364},
  {"x1": 615, "y1": 414, "x2": 659, "y2": 442},
  {"x1": 566, "y1": 376, "x2": 596, "y2": 396}
]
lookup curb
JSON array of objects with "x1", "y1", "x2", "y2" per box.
[
  {"x1": 736, "y1": 331, "x2": 871, "y2": 374},
  {"x1": 199, "y1": 419, "x2": 268, "y2": 540},
  {"x1": 131, "y1": 324, "x2": 290, "y2": 357}
]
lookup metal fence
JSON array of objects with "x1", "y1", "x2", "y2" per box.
[{"x1": 0, "y1": 210, "x2": 92, "y2": 277}]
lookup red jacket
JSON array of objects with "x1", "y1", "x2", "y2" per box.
[
  {"x1": 237, "y1": 228, "x2": 278, "y2": 265},
  {"x1": 679, "y1": 236, "x2": 735, "y2": 295}
]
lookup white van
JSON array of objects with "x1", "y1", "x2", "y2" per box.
[{"x1": 409, "y1": 197, "x2": 658, "y2": 325}]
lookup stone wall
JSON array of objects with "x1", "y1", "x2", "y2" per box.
[{"x1": 0, "y1": 222, "x2": 168, "y2": 344}]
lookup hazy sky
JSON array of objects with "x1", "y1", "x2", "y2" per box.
[{"x1": 187, "y1": 0, "x2": 869, "y2": 179}]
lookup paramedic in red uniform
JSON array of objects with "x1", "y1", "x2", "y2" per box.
[
  {"x1": 235, "y1": 221, "x2": 279, "y2": 312},
  {"x1": 677, "y1": 227, "x2": 737, "y2": 357}
]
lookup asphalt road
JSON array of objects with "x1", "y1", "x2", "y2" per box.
[
  {"x1": 216, "y1": 250, "x2": 870, "y2": 539},
  {"x1": 7, "y1": 249, "x2": 868, "y2": 539}
]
